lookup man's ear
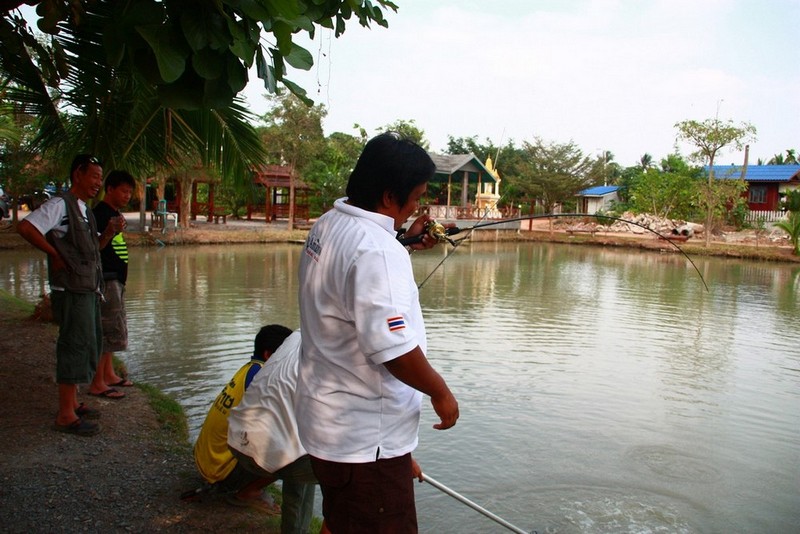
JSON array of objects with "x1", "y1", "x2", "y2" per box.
[
  {"x1": 262, "y1": 350, "x2": 272, "y2": 361},
  {"x1": 381, "y1": 190, "x2": 394, "y2": 209}
]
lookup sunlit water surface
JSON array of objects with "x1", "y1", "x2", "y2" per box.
[{"x1": 2, "y1": 242, "x2": 798, "y2": 533}]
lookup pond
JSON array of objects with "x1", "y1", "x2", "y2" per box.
[{"x1": 2, "y1": 241, "x2": 798, "y2": 533}]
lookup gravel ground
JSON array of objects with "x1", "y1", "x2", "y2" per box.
[{"x1": 0, "y1": 306, "x2": 280, "y2": 533}]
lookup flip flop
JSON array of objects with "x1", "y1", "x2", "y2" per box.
[
  {"x1": 110, "y1": 378, "x2": 134, "y2": 387},
  {"x1": 53, "y1": 418, "x2": 100, "y2": 437},
  {"x1": 75, "y1": 403, "x2": 101, "y2": 419},
  {"x1": 88, "y1": 387, "x2": 125, "y2": 399}
]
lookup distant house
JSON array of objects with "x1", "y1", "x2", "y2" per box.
[
  {"x1": 576, "y1": 185, "x2": 620, "y2": 214},
  {"x1": 706, "y1": 165, "x2": 800, "y2": 214}
]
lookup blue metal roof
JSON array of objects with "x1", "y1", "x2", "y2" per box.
[
  {"x1": 706, "y1": 165, "x2": 800, "y2": 182},
  {"x1": 578, "y1": 185, "x2": 620, "y2": 196}
]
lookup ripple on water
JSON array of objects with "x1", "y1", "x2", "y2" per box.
[
  {"x1": 625, "y1": 445, "x2": 723, "y2": 483},
  {"x1": 530, "y1": 485, "x2": 698, "y2": 534}
]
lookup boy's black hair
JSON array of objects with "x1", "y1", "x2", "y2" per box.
[
  {"x1": 345, "y1": 132, "x2": 435, "y2": 211},
  {"x1": 104, "y1": 170, "x2": 136, "y2": 191},
  {"x1": 253, "y1": 324, "x2": 293, "y2": 359}
]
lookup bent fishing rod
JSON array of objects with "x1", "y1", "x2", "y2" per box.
[
  {"x1": 422, "y1": 473, "x2": 535, "y2": 534},
  {"x1": 399, "y1": 213, "x2": 709, "y2": 292}
]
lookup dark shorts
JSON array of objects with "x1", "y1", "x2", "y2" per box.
[
  {"x1": 310, "y1": 453, "x2": 417, "y2": 534},
  {"x1": 232, "y1": 450, "x2": 318, "y2": 534},
  {"x1": 100, "y1": 280, "x2": 127, "y2": 352},
  {"x1": 51, "y1": 290, "x2": 102, "y2": 384},
  {"x1": 231, "y1": 449, "x2": 317, "y2": 484},
  {"x1": 215, "y1": 461, "x2": 264, "y2": 494}
]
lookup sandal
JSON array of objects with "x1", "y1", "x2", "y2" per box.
[
  {"x1": 75, "y1": 403, "x2": 101, "y2": 420},
  {"x1": 53, "y1": 418, "x2": 100, "y2": 437},
  {"x1": 110, "y1": 378, "x2": 134, "y2": 387},
  {"x1": 87, "y1": 387, "x2": 125, "y2": 399}
]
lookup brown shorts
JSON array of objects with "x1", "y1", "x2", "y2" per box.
[
  {"x1": 100, "y1": 279, "x2": 127, "y2": 352},
  {"x1": 310, "y1": 453, "x2": 417, "y2": 534}
]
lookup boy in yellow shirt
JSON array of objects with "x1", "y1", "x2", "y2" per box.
[{"x1": 193, "y1": 324, "x2": 292, "y2": 512}]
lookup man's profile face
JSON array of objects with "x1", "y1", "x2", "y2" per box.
[
  {"x1": 72, "y1": 163, "x2": 104, "y2": 201},
  {"x1": 385, "y1": 182, "x2": 427, "y2": 230}
]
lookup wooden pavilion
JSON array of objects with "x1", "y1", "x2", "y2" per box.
[{"x1": 249, "y1": 165, "x2": 310, "y2": 222}]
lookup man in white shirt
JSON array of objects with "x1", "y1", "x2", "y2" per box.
[
  {"x1": 295, "y1": 132, "x2": 460, "y2": 533},
  {"x1": 228, "y1": 330, "x2": 318, "y2": 534},
  {"x1": 18, "y1": 154, "x2": 120, "y2": 436}
]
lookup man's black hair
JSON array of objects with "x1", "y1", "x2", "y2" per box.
[
  {"x1": 105, "y1": 170, "x2": 136, "y2": 191},
  {"x1": 345, "y1": 132, "x2": 435, "y2": 211},
  {"x1": 253, "y1": 324, "x2": 293, "y2": 359},
  {"x1": 70, "y1": 154, "x2": 101, "y2": 177}
]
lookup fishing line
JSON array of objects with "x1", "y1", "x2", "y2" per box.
[
  {"x1": 402, "y1": 213, "x2": 709, "y2": 292},
  {"x1": 414, "y1": 198, "x2": 504, "y2": 289}
]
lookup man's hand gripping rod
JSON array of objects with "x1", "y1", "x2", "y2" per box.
[{"x1": 399, "y1": 220, "x2": 462, "y2": 247}]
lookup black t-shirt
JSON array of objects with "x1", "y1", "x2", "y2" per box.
[{"x1": 93, "y1": 201, "x2": 128, "y2": 284}]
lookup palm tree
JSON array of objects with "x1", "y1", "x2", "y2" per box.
[
  {"x1": 768, "y1": 153, "x2": 786, "y2": 165},
  {"x1": 1, "y1": 3, "x2": 267, "y2": 228},
  {"x1": 775, "y1": 212, "x2": 800, "y2": 255}
]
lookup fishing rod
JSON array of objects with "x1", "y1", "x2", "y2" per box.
[
  {"x1": 422, "y1": 473, "x2": 535, "y2": 534},
  {"x1": 400, "y1": 213, "x2": 709, "y2": 292},
  {"x1": 410, "y1": 198, "x2": 505, "y2": 289}
]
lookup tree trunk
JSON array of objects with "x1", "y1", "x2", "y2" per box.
[
  {"x1": 704, "y1": 155, "x2": 715, "y2": 247},
  {"x1": 287, "y1": 163, "x2": 296, "y2": 231},
  {"x1": 179, "y1": 172, "x2": 193, "y2": 229},
  {"x1": 136, "y1": 180, "x2": 147, "y2": 231}
]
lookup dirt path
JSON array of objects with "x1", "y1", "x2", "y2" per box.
[{"x1": 0, "y1": 303, "x2": 280, "y2": 533}]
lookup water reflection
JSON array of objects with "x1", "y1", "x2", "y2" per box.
[{"x1": 1, "y1": 241, "x2": 799, "y2": 533}]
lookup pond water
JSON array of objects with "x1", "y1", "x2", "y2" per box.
[{"x1": 2, "y1": 242, "x2": 798, "y2": 533}]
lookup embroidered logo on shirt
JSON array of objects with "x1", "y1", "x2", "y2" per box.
[
  {"x1": 387, "y1": 316, "x2": 406, "y2": 332},
  {"x1": 304, "y1": 233, "x2": 321, "y2": 263}
]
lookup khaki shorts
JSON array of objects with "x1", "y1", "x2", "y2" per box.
[{"x1": 100, "y1": 279, "x2": 128, "y2": 352}]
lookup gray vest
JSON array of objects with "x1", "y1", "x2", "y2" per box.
[{"x1": 45, "y1": 192, "x2": 101, "y2": 293}]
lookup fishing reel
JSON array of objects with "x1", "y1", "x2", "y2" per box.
[{"x1": 398, "y1": 219, "x2": 462, "y2": 247}]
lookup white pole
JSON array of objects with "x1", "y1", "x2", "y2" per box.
[{"x1": 421, "y1": 473, "x2": 531, "y2": 534}]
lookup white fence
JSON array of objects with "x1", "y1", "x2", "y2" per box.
[{"x1": 745, "y1": 210, "x2": 787, "y2": 223}]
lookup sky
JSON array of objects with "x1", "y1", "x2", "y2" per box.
[{"x1": 239, "y1": 0, "x2": 799, "y2": 167}]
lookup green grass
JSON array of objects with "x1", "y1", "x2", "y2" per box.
[
  {"x1": 137, "y1": 382, "x2": 189, "y2": 445},
  {"x1": 0, "y1": 288, "x2": 35, "y2": 318}
]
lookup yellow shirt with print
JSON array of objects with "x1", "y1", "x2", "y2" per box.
[{"x1": 193, "y1": 360, "x2": 263, "y2": 483}]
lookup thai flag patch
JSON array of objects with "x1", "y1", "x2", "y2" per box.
[{"x1": 387, "y1": 316, "x2": 406, "y2": 332}]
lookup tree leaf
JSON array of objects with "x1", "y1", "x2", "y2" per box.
[
  {"x1": 226, "y1": 18, "x2": 256, "y2": 66},
  {"x1": 272, "y1": 20, "x2": 293, "y2": 55},
  {"x1": 136, "y1": 24, "x2": 188, "y2": 83},
  {"x1": 255, "y1": 48, "x2": 276, "y2": 93},
  {"x1": 281, "y1": 78, "x2": 312, "y2": 106},
  {"x1": 180, "y1": 10, "x2": 210, "y2": 51},
  {"x1": 226, "y1": 55, "x2": 248, "y2": 93},
  {"x1": 283, "y1": 43, "x2": 313, "y2": 70},
  {"x1": 192, "y1": 49, "x2": 224, "y2": 80}
]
